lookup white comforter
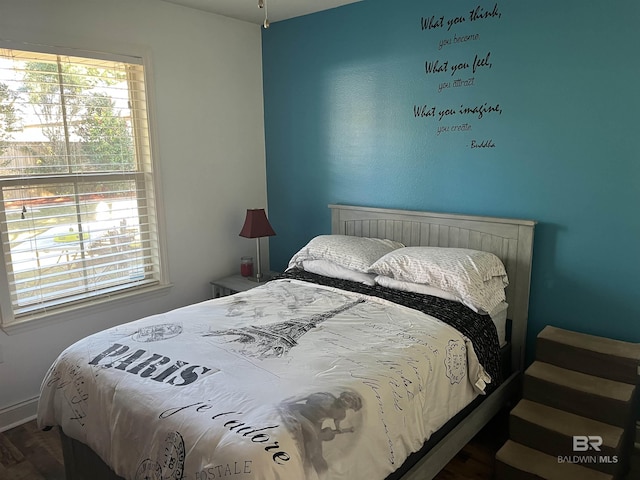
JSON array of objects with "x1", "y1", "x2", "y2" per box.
[{"x1": 38, "y1": 278, "x2": 491, "y2": 480}]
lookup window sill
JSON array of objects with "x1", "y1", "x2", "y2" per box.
[{"x1": 1, "y1": 283, "x2": 173, "y2": 335}]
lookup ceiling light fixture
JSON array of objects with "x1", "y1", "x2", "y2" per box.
[{"x1": 258, "y1": 0, "x2": 269, "y2": 28}]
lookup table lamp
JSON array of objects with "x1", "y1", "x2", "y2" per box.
[{"x1": 239, "y1": 208, "x2": 276, "y2": 282}]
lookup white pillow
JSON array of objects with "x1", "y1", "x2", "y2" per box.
[
  {"x1": 302, "y1": 260, "x2": 377, "y2": 285},
  {"x1": 489, "y1": 301, "x2": 509, "y2": 347},
  {"x1": 374, "y1": 275, "x2": 460, "y2": 302},
  {"x1": 287, "y1": 235, "x2": 405, "y2": 273},
  {"x1": 369, "y1": 247, "x2": 508, "y2": 314}
]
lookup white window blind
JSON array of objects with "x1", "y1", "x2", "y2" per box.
[{"x1": 0, "y1": 47, "x2": 163, "y2": 325}]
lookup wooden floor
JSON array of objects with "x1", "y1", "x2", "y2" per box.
[
  {"x1": 0, "y1": 420, "x2": 65, "y2": 480},
  {"x1": 0, "y1": 409, "x2": 508, "y2": 480}
]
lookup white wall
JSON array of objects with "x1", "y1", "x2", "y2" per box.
[{"x1": 0, "y1": 0, "x2": 267, "y2": 429}]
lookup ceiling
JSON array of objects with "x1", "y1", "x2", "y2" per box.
[{"x1": 159, "y1": 0, "x2": 363, "y2": 25}]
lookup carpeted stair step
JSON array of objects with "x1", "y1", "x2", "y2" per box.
[
  {"x1": 509, "y1": 399, "x2": 624, "y2": 475},
  {"x1": 536, "y1": 326, "x2": 640, "y2": 384},
  {"x1": 495, "y1": 440, "x2": 613, "y2": 480},
  {"x1": 523, "y1": 361, "x2": 636, "y2": 428}
]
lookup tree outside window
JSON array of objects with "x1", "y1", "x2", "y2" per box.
[{"x1": 0, "y1": 48, "x2": 163, "y2": 328}]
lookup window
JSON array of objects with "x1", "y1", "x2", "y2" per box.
[{"x1": 0, "y1": 46, "x2": 165, "y2": 329}]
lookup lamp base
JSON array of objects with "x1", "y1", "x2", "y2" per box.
[{"x1": 247, "y1": 273, "x2": 271, "y2": 283}]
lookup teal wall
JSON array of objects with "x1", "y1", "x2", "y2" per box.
[{"x1": 262, "y1": 0, "x2": 640, "y2": 355}]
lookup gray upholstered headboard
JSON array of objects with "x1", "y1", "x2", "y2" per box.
[{"x1": 329, "y1": 204, "x2": 536, "y2": 372}]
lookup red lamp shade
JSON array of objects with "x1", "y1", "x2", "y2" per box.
[{"x1": 239, "y1": 209, "x2": 276, "y2": 239}]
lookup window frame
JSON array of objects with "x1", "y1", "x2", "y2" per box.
[{"x1": 0, "y1": 41, "x2": 170, "y2": 334}]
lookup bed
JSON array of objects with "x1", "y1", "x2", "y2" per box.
[{"x1": 37, "y1": 204, "x2": 536, "y2": 480}]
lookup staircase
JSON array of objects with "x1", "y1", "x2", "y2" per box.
[
  {"x1": 633, "y1": 422, "x2": 640, "y2": 477},
  {"x1": 495, "y1": 325, "x2": 640, "y2": 479}
]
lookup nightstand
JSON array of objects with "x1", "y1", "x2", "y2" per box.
[{"x1": 210, "y1": 274, "x2": 272, "y2": 298}]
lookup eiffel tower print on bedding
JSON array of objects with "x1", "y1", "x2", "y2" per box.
[{"x1": 38, "y1": 275, "x2": 499, "y2": 480}]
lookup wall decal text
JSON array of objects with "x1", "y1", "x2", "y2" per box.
[{"x1": 415, "y1": 3, "x2": 503, "y2": 149}]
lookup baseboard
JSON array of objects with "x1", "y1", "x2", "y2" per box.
[{"x1": 0, "y1": 396, "x2": 38, "y2": 432}]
